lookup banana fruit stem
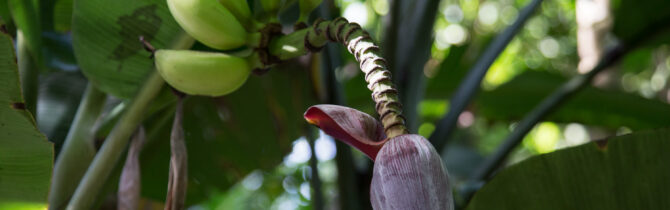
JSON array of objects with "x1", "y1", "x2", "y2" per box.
[{"x1": 268, "y1": 18, "x2": 408, "y2": 138}]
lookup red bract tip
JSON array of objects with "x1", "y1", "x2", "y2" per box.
[{"x1": 304, "y1": 104, "x2": 387, "y2": 160}]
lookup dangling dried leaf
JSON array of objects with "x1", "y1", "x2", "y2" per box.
[
  {"x1": 165, "y1": 97, "x2": 188, "y2": 210},
  {"x1": 118, "y1": 127, "x2": 146, "y2": 210},
  {"x1": 304, "y1": 104, "x2": 387, "y2": 160},
  {"x1": 370, "y1": 134, "x2": 453, "y2": 210}
]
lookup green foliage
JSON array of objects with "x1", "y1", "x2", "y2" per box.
[
  {"x1": 139, "y1": 68, "x2": 316, "y2": 204},
  {"x1": 3, "y1": 0, "x2": 670, "y2": 208},
  {"x1": 477, "y1": 71, "x2": 670, "y2": 130},
  {"x1": 0, "y1": 33, "x2": 53, "y2": 209},
  {"x1": 71, "y1": 0, "x2": 184, "y2": 98},
  {"x1": 467, "y1": 127, "x2": 670, "y2": 210}
]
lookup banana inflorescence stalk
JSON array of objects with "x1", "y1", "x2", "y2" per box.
[{"x1": 268, "y1": 18, "x2": 408, "y2": 138}]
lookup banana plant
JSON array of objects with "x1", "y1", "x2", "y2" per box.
[
  {"x1": 151, "y1": 0, "x2": 455, "y2": 208},
  {"x1": 4, "y1": 0, "x2": 670, "y2": 209}
]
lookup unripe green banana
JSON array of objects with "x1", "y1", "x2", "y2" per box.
[
  {"x1": 167, "y1": 0, "x2": 247, "y2": 50},
  {"x1": 155, "y1": 50, "x2": 251, "y2": 97},
  {"x1": 218, "y1": 0, "x2": 252, "y2": 26}
]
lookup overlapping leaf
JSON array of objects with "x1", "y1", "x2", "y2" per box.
[
  {"x1": 467, "y1": 127, "x2": 670, "y2": 209},
  {"x1": 0, "y1": 33, "x2": 53, "y2": 209},
  {"x1": 72, "y1": 0, "x2": 183, "y2": 98}
]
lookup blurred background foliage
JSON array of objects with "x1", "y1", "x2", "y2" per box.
[{"x1": 3, "y1": 0, "x2": 670, "y2": 209}]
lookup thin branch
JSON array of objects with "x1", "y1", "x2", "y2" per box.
[
  {"x1": 66, "y1": 71, "x2": 166, "y2": 209},
  {"x1": 471, "y1": 44, "x2": 625, "y2": 182},
  {"x1": 459, "y1": 12, "x2": 670, "y2": 206},
  {"x1": 381, "y1": 0, "x2": 400, "y2": 73},
  {"x1": 457, "y1": 45, "x2": 625, "y2": 207},
  {"x1": 315, "y1": 4, "x2": 364, "y2": 209},
  {"x1": 306, "y1": 127, "x2": 324, "y2": 210},
  {"x1": 429, "y1": 0, "x2": 544, "y2": 151},
  {"x1": 48, "y1": 84, "x2": 107, "y2": 209},
  {"x1": 67, "y1": 34, "x2": 193, "y2": 209},
  {"x1": 9, "y1": 0, "x2": 44, "y2": 118},
  {"x1": 16, "y1": 32, "x2": 39, "y2": 118},
  {"x1": 468, "y1": 9, "x2": 670, "y2": 185},
  {"x1": 392, "y1": 0, "x2": 441, "y2": 132}
]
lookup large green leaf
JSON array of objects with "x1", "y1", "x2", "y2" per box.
[
  {"x1": 476, "y1": 71, "x2": 670, "y2": 130},
  {"x1": 72, "y1": 0, "x2": 183, "y2": 98},
  {"x1": 467, "y1": 127, "x2": 670, "y2": 209},
  {"x1": 0, "y1": 33, "x2": 53, "y2": 209},
  {"x1": 139, "y1": 66, "x2": 316, "y2": 204}
]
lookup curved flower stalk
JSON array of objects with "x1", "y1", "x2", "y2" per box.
[{"x1": 276, "y1": 18, "x2": 411, "y2": 138}]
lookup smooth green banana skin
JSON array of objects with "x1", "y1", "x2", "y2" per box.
[
  {"x1": 155, "y1": 50, "x2": 251, "y2": 97},
  {"x1": 218, "y1": 0, "x2": 251, "y2": 26},
  {"x1": 167, "y1": 0, "x2": 247, "y2": 50}
]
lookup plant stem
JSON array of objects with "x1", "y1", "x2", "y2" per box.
[
  {"x1": 470, "y1": 45, "x2": 624, "y2": 182},
  {"x1": 269, "y1": 18, "x2": 408, "y2": 138},
  {"x1": 66, "y1": 72, "x2": 165, "y2": 210},
  {"x1": 16, "y1": 32, "x2": 38, "y2": 117},
  {"x1": 8, "y1": 0, "x2": 42, "y2": 65},
  {"x1": 48, "y1": 84, "x2": 107, "y2": 210},
  {"x1": 9, "y1": 0, "x2": 44, "y2": 118},
  {"x1": 306, "y1": 127, "x2": 324, "y2": 210},
  {"x1": 428, "y1": 0, "x2": 544, "y2": 151},
  {"x1": 66, "y1": 33, "x2": 193, "y2": 209},
  {"x1": 460, "y1": 15, "x2": 670, "y2": 206},
  {"x1": 390, "y1": 0, "x2": 441, "y2": 133},
  {"x1": 315, "y1": 4, "x2": 364, "y2": 208}
]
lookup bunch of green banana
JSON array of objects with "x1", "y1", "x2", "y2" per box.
[
  {"x1": 167, "y1": 0, "x2": 250, "y2": 50},
  {"x1": 155, "y1": 49, "x2": 251, "y2": 97},
  {"x1": 161, "y1": 0, "x2": 324, "y2": 97}
]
